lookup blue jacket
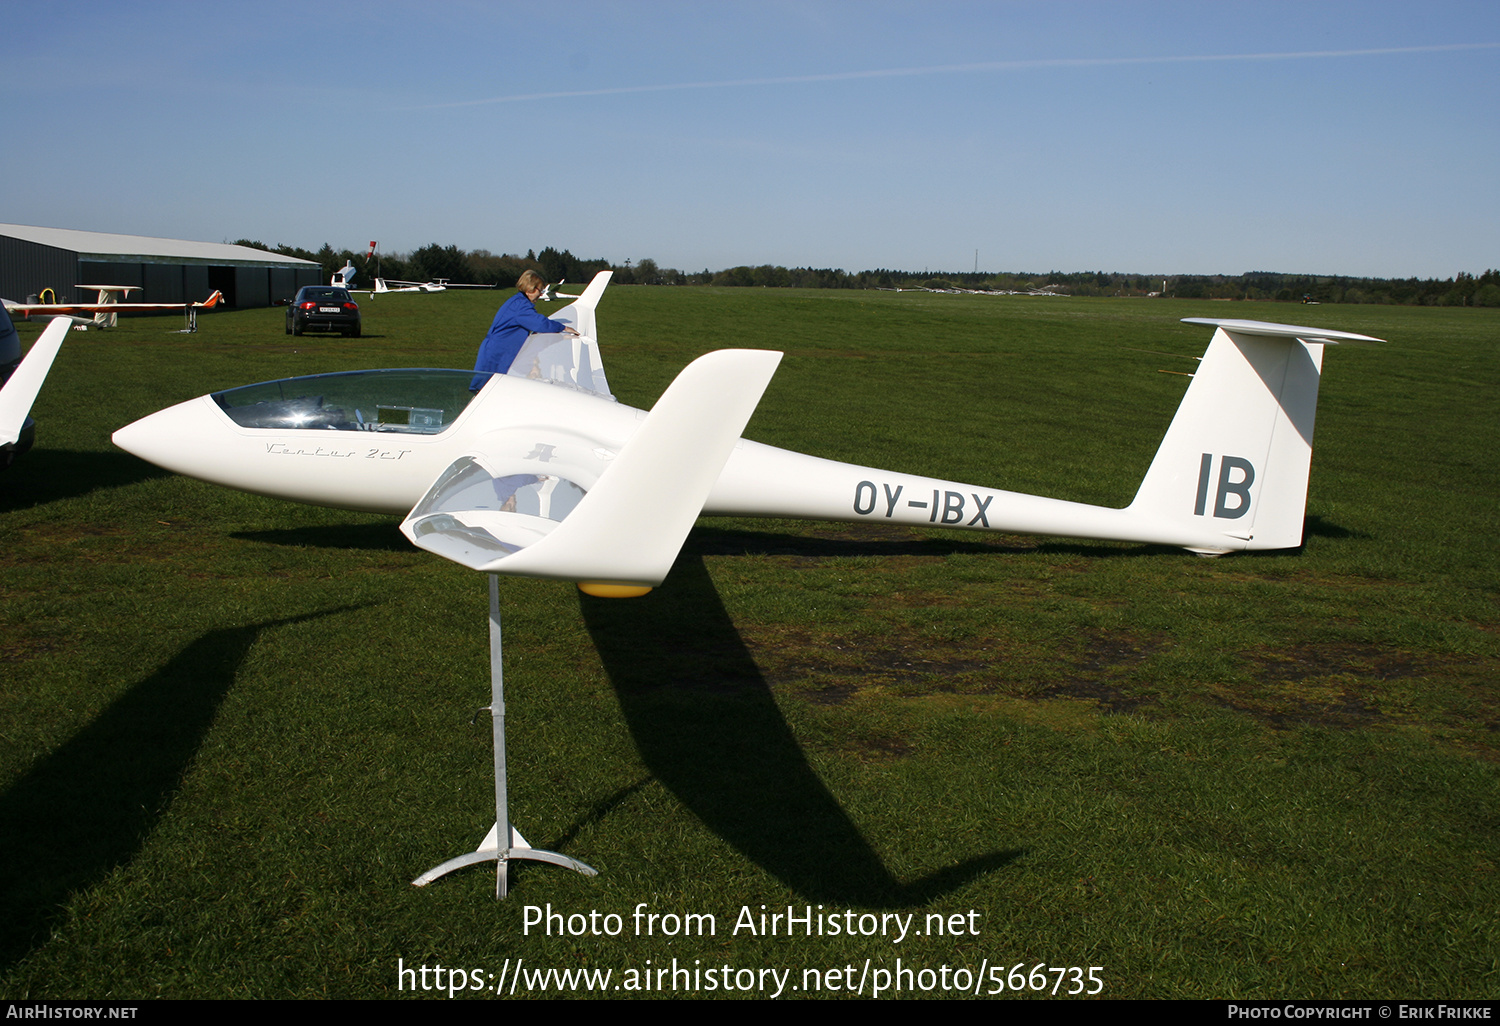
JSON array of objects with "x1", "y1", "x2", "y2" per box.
[{"x1": 470, "y1": 291, "x2": 567, "y2": 389}]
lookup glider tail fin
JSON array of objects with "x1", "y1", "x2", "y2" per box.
[
  {"x1": 1127, "y1": 318, "x2": 1381, "y2": 554},
  {"x1": 552, "y1": 270, "x2": 613, "y2": 341}
]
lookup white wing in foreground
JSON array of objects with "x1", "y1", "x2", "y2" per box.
[
  {"x1": 401, "y1": 347, "x2": 782, "y2": 590},
  {"x1": 0, "y1": 317, "x2": 70, "y2": 448}
]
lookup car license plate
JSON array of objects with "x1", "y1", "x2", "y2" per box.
[{"x1": 318, "y1": 306, "x2": 340, "y2": 313}]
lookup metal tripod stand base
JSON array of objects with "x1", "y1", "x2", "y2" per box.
[
  {"x1": 410, "y1": 575, "x2": 597, "y2": 899},
  {"x1": 412, "y1": 822, "x2": 598, "y2": 898}
]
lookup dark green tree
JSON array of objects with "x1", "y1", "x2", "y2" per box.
[{"x1": 410, "y1": 244, "x2": 472, "y2": 283}]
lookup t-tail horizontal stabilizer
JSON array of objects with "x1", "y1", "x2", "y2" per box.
[
  {"x1": 1128, "y1": 318, "x2": 1383, "y2": 555},
  {"x1": 401, "y1": 348, "x2": 783, "y2": 591},
  {"x1": 0, "y1": 317, "x2": 70, "y2": 448}
]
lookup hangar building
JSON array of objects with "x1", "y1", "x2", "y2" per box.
[{"x1": 0, "y1": 223, "x2": 322, "y2": 309}]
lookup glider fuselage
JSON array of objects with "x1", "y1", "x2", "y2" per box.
[
  {"x1": 113, "y1": 364, "x2": 1256, "y2": 556},
  {"x1": 113, "y1": 269, "x2": 1383, "y2": 581}
]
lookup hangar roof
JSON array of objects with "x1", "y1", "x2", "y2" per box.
[{"x1": 0, "y1": 223, "x2": 319, "y2": 267}]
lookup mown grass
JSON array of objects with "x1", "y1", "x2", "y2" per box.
[{"x1": 1, "y1": 289, "x2": 1496, "y2": 999}]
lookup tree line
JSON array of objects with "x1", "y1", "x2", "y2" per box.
[{"x1": 233, "y1": 239, "x2": 1500, "y2": 308}]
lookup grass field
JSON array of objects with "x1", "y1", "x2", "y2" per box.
[{"x1": 1, "y1": 288, "x2": 1496, "y2": 999}]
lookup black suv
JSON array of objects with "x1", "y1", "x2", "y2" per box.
[{"x1": 286, "y1": 286, "x2": 361, "y2": 337}]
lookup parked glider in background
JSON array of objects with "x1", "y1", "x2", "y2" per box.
[
  {"x1": 114, "y1": 272, "x2": 1382, "y2": 593},
  {"x1": 538, "y1": 280, "x2": 581, "y2": 302},
  {"x1": 0, "y1": 311, "x2": 71, "y2": 469},
  {"x1": 360, "y1": 277, "x2": 496, "y2": 295},
  {"x1": 3, "y1": 287, "x2": 225, "y2": 329}
]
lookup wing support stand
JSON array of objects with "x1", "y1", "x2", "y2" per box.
[{"x1": 412, "y1": 574, "x2": 597, "y2": 898}]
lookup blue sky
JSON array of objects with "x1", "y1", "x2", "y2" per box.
[{"x1": 5, "y1": 1, "x2": 1496, "y2": 278}]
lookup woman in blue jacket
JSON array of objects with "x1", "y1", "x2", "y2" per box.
[{"x1": 470, "y1": 270, "x2": 577, "y2": 390}]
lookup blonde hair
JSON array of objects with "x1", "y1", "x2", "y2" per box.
[{"x1": 516, "y1": 270, "x2": 546, "y2": 293}]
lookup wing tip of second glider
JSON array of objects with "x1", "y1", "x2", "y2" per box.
[{"x1": 1181, "y1": 317, "x2": 1385, "y2": 344}]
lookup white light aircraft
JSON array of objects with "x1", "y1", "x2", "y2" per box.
[
  {"x1": 3, "y1": 287, "x2": 225, "y2": 329},
  {"x1": 114, "y1": 271, "x2": 1382, "y2": 593}
]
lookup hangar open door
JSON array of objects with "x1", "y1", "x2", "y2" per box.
[{"x1": 208, "y1": 266, "x2": 237, "y2": 307}]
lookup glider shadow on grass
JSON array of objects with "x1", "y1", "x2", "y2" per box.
[
  {"x1": 691, "y1": 523, "x2": 1204, "y2": 561},
  {"x1": 579, "y1": 542, "x2": 1021, "y2": 908},
  {"x1": 0, "y1": 607, "x2": 355, "y2": 971},
  {"x1": 233, "y1": 522, "x2": 417, "y2": 553},
  {"x1": 694, "y1": 519, "x2": 1355, "y2": 561},
  {"x1": 0, "y1": 449, "x2": 168, "y2": 513}
]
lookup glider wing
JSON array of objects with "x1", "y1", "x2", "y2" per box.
[{"x1": 401, "y1": 347, "x2": 781, "y2": 589}]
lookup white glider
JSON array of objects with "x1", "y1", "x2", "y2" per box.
[
  {"x1": 112, "y1": 279, "x2": 1385, "y2": 896},
  {"x1": 113, "y1": 274, "x2": 1382, "y2": 592},
  {"x1": 359, "y1": 277, "x2": 496, "y2": 295}
]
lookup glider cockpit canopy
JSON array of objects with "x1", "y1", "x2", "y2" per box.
[{"x1": 213, "y1": 368, "x2": 479, "y2": 433}]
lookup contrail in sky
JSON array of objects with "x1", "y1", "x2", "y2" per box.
[{"x1": 399, "y1": 42, "x2": 1498, "y2": 110}]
